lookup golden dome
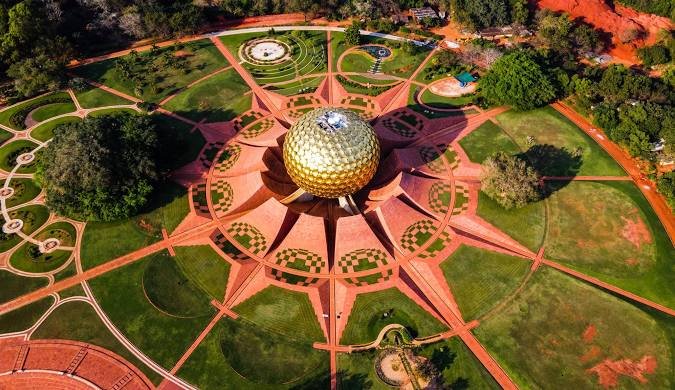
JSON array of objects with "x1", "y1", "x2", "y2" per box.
[{"x1": 283, "y1": 108, "x2": 380, "y2": 198}]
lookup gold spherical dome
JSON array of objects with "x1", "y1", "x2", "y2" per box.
[{"x1": 283, "y1": 108, "x2": 380, "y2": 198}]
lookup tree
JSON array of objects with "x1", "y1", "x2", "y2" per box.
[
  {"x1": 637, "y1": 45, "x2": 671, "y2": 67},
  {"x1": 479, "y1": 50, "x2": 557, "y2": 110},
  {"x1": 657, "y1": 172, "x2": 675, "y2": 210},
  {"x1": 345, "y1": 21, "x2": 361, "y2": 46},
  {"x1": 7, "y1": 53, "x2": 63, "y2": 97},
  {"x1": 481, "y1": 152, "x2": 542, "y2": 209},
  {"x1": 36, "y1": 113, "x2": 158, "y2": 221}
]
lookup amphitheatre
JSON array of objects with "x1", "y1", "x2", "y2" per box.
[{"x1": 0, "y1": 22, "x2": 672, "y2": 390}]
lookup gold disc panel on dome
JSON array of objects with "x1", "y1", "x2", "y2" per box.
[{"x1": 283, "y1": 108, "x2": 380, "y2": 198}]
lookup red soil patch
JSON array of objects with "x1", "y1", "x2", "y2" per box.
[
  {"x1": 580, "y1": 345, "x2": 602, "y2": 364},
  {"x1": 625, "y1": 258, "x2": 640, "y2": 266},
  {"x1": 174, "y1": 50, "x2": 192, "y2": 58},
  {"x1": 536, "y1": 0, "x2": 673, "y2": 63},
  {"x1": 620, "y1": 215, "x2": 652, "y2": 249},
  {"x1": 582, "y1": 324, "x2": 597, "y2": 343},
  {"x1": 137, "y1": 219, "x2": 154, "y2": 233},
  {"x1": 587, "y1": 355, "x2": 657, "y2": 388}
]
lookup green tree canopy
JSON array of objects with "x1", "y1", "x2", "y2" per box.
[
  {"x1": 479, "y1": 50, "x2": 557, "y2": 110},
  {"x1": 36, "y1": 114, "x2": 159, "y2": 221},
  {"x1": 481, "y1": 152, "x2": 542, "y2": 209},
  {"x1": 345, "y1": 21, "x2": 361, "y2": 46}
]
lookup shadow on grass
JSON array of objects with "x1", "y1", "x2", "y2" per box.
[
  {"x1": 517, "y1": 144, "x2": 583, "y2": 198},
  {"x1": 334, "y1": 370, "x2": 374, "y2": 389}
]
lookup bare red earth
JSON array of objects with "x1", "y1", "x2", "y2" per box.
[
  {"x1": 582, "y1": 324, "x2": 597, "y2": 343},
  {"x1": 620, "y1": 215, "x2": 652, "y2": 249},
  {"x1": 587, "y1": 355, "x2": 657, "y2": 388},
  {"x1": 536, "y1": 0, "x2": 673, "y2": 62}
]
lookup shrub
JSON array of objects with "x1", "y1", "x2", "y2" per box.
[{"x1": 481, "y1": 152, "x2": 542, "y2": 209}]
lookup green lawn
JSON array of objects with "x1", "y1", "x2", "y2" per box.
[
  {"x1": 420, "y1": 89, "x2": 476, "y2": 109},
  {"x1": 5, "y1": 178, "x2": 41, "y2": 208},
  {"x1": 29, "y1": 102, "x2": 76, "y2": 123},
  {"x1": 29, "y1": 116, "x2": 82, "y2": 142},
  {"x1": 0, "y1": 270, "x2": 48, "y2": 304},
  {"x1": 74, "y1": 39, "x2": 229, "y2": 103},
  {"x1": 340, "y1": 288, "x2": 448, "y2": 344},
  {"x1": 152, "y1": 114, "x2": 205, "y2": 171},
  {"x1": 440, "y1": 245, "x2": 530, "y2": 321},
  {"x1": 0, "y1": 139, "x2": 39, "y2": 173},
  {"x1": 459, "y1": 120, "x2": 521, "y2": 163},
  {"x1": 178, "y1": 317, "x2": 330, "y2": 388},
  {"x1": 163, "y1": 69, "x2": 251, "y2": 123},
  {"x1": 32, "y1": 301, "x2": 163, "y2": 384},
  {"x1": 58, "y1": 283, "x2": 86, "y2": 299},
  {"x1": 88, "y1": 251, "x2": 214, "y2": 369},
  {"x1": 476, "y1": 191, "x2": 546, "y2": 252},
  {"x1": 0, "y1": 296, "x2": 53, "y2": 333},
  {"x1": 0, "y1": 129, "x2": 11, "y2": 145},
  {"x1": 53, "y1": 260, "x2": 77, "y2": 282},
  {"x1": 265, "y1": 76, "x2": 324, "y2": 96},
  {"x1": 174, "y1": 245, "x2": 231, "y2": 301},
  {"x1": 379, "y1": 46, "x2": 432, "y2": 79},
  {"x1": 545, "y1": 181, "x2": 675, "y2": 307},
  {"x1": 75, "y1": 86, "x2": 132, "y2": 108},
  {"x1": 0, "y1": 205, "x2": 50, "y2": 253},
  {"x1": 80, "y1": 182, "x2": 188, "y2": 269},
  {"x1": 143, "y1": 254, "x2": 214, "y2": 317},
  {"x1": 9, "y1": 221, "x2": 76, "y2": 273},
  {"x1": 0, "y1": 92, "x2": 72, "y2": 130},
  {"x1": 340, "y1": 52, "x2": 373, "y2": 73},
  {"x1": 495, "y1": 106, "x2": 625, "y2": 176},
  {"x1": 475, "y1": 267, "x2": 673, "y2": 388},
  {"x1": 337, "y1": 351, "x2": 390, "y2": 390},
  {"x1": 233, "y1": 285, "x2": 325, "y2": 343},
  {"x1": 87, "y1": 108, "x2": 139, "y2": 117},
  {"x1": 330, "y1": 31, "x2": 349, "y2": 70}
]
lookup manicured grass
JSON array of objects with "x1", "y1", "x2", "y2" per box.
[
  {"x1": 0, "y1": 139, "x2": 39, "y2": 173},
  {"x1": 407, "y1": 85, "x2": 475, "y2": 119},
  {"x1": 0, "y1": 270, "x2": 48, "y2": 304},
  {"x1": 476, "y1": 191, "x2": 545, "y2": 252},
  {"x1": 0, "y1": 92, "x2": 72, "y2": 130},
  {"x1": 545, "y1": 181, "x2": 675, "y2": 307},
  {"x1": 80, "y1": 182, "x2": 188, "y2": 269},
  {"x1": 5, "y1": 178, "x2": 41, "y2": 208},
  {"x1": 163, "y1": 69, "x2": 251, "y2": 123},
  {"x1": 88, "y1": 251, "x2": 214, "y2": 369},
  {"x1": 440, "y1": 245, "x2": 530, "y2": 321},
  {"x1": 0, "y1": 205, "x2": 50, "y2": 253},
  {"x1": 86, "y1": 107, "x2": 138, "y2": 118},
  {"x1": 233, "y1": 285, "x2": 325, "y2": 343},
  {"x1": 74, "y1": 39, "x2": 228, "y2": 103},
  {"x1": 330, "y1": 31, "x2": 349, "y2": 70},
  {"x1": 58, "y1": 283, "x2": 86, "y2": 299},
  {"x1": 28, "y1": 102, "x2": 76, "y2": 123},
  {"x1": 0, "y1": 129, "x2": 11, "y2": 145},
  {"x1": 9, "y1": 221, "x2": 76, "y2": 273},
  {"x1": 345, "y1": 74, "x2": 399, "y2": 85},
  {"x1": 32, "y1": 301, "x2": 163, "y2": 384},
  {"x1": 340, "y1": 288, "x2": 447, "y2": 344},
  {"x1": 379, "y1": 46, "x2": 432, "y2": 79},
  {"x1": 265, "y1": 76, "x2": 324, "y2": 96},
  {"x1": 340, "y1": 51, "x2": 373, "y2": 73},
  {"x1": 174, "y1": 245, "x2": 230, "y2": 301},
  {"x1": 29, "y1": 116, "x2": 81, "y2": 142},
  {"x1": 337, "y1": 351, "x2": 390, "y2": 390},
  {"x1": 475, "y1": 267, "x2": 673, "y2": 388},
  {"x1": 495, "y1": 106, "x2": 625, "y2": 176},
  {"x1": 75, "y1": 86, "x2": 132, "y2": 108},
  {"x1": 143, "y1": 254, "x2": 213, "y2": 317},
  {"x1": 420, "y1": 89, "x2": 476, "y2": 109},
  {"x1": 53, "y1": 260, "x2": 77, "y2": 282},
  {"x1": 178, "y1": 318, "x2": 330, "y2": 388},
  {"x1": 152, "y1": 114, "x2": 205, "y2": 171},
  {"x1": 459, "y1": 120, "x2": 521, "y2": 163},
  {"x1": 0, "y1": 296, "x2": 53, "y2": 333}
]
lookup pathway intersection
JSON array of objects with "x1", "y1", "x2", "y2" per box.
[{"x1": 0, "y1": 25, "x2": 672, "y2": 390}]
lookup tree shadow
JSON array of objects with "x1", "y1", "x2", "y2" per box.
[
  {"x1": 334, "y1": 370, "x2": 374, "y2": 390},
  {"x1": 517, "y1": 143, "x2": 583, "y2": 197}
]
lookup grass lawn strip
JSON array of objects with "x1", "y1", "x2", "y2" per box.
[
  {"x1": 32, "y1": 301, "x2": 163, "y2": 384},
  {"x1": 0, "y1": 270, "x2": 48, "y2": 304},
  {"x1": 475, "y1": 267, "x2": 672, "y2": 388},
  {"x1": 459, "y1": 120, "x2": 521, "y2": 163},
  {"x1": 0, "y1": 296, "x2": 53, "y2": 334},
  {"x1": 174, "y1": 245, "x2": 230, "y2": 301},
  {"x1": 0, "y1": 139, "x2": 40, "y2": 174},
  {"x1": 440, "y1": 244, "x2": 530, "y2": 321},
  {"x1": 75, "y1": 85, "x2": 133, "y2": 108},
  {"x1": 29, "y1": 116, "x2": 82, "y2": 142},
  {"x1": 0, "y1": 92, "x2": 72, "y2": 130},
  {"x1": 5, "y1": 178, "x2": 41, "y2": 208},
  {"x1": 340, "y1": 287, "x2": 447, "y2": 345}
]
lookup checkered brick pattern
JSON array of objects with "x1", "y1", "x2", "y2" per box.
[
  {"x1": 452, "y1": 184, "x2": 469, "y2": 215},
  {"x1": 394, "y1": 111, "x2": 423, "y2": 131},
  {"x1": 226, "y1": 222, "x2": 268, "y2": 255},
  {"x1": 400, "y1": 219, "x2": 438, "y2": 253},
  {"x1": 234, "y1": 111, "x2": 263, "y2": 131},
  {"x1": 338, "y1": 248, "x2": 388, "y2": 273},
  {"x1": 214, "y1": 144, "x2": 242, "y2": 174},
  {"x1": 288, "y1": 108, "x2": 313, "y2": 119},
  {"x1": 240, "y1": 119, "x2": 274, "y2": 139},
  {"x1": 428, "y1": 182, "x2": 452, "y2": 214},
  {"x1": 286, "y1": 96, "x2": 320, "y2": 109},
  {"x1": 439, "y1": 145, "x2": 460, "y2": 171},
  {"x1": 382, "y1": 118, "x2": 417, "y2": 138},
  {"x1": 270, "y1": 268, "x2": 319, "y2": 287},
  {"x1": 344, "y1": 269, "x2": 393, "y2": 286},
  {"x1": 274, "y1": 248, "x2": 325, "y2": 273},
  {"x1": 418, "y1": 228, "x2": 452, "y2": 259},
  {"x1": 339, "y1": 96, "x2": 377, "y2": 110},
  {"x1": 212, "y1": 231, "x2": 250, "y2": 261},
  {"x1": 191, "y1": 183, "x2": 210, "y2": 217},
  {"x1": 419, "y1": 146, "x2": 445, "y2": 173},
  {"x1": 200, "y1": 142, "x2": 225, "y2": 168},
  {"x1": 210, "y1": 180, "x2": 234, "y2": 217}
]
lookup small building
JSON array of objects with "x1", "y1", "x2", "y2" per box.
[
  {"x1": 391, "y1": 13, "x2": 409, "y2": 24},
  {"x1": 455, "y1": 72, "x2": 476, "y2": 88},
  {"x1": 410, "y1": 7, "x2": 439, "y2": 23}
]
